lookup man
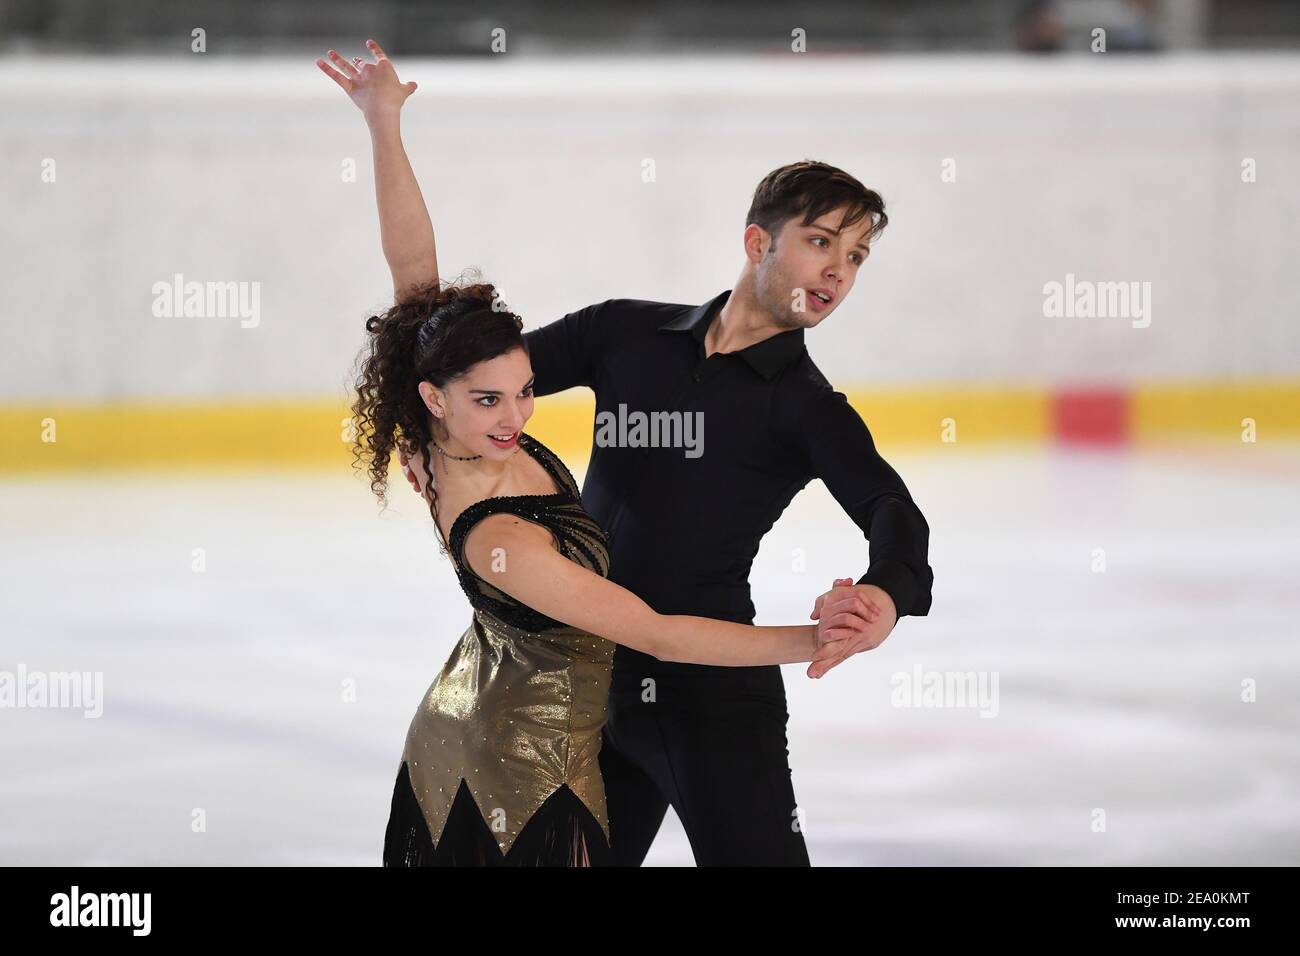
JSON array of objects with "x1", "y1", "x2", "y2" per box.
[{"x1": 519, "y1": 161, "x2": 934, "y2": 865}]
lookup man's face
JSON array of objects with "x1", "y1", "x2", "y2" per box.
[{"x1": 752, "y1": 206, "x2": 873, "y2": 330}]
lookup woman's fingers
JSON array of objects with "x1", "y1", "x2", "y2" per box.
[
  {"x1": 807, "y1": 656, "x2": 841, "y2": 679},
  {"x1": 812, "y1": 578, "x2": 852, "y2": 620},
  {"x1": 813, "y1": 626, "x2": 853, "y2": 654},
  {"x1": 809, "y1": 633, "x2": 855, "y2": 677},
  {"x1": 367, "y1": 38, "x2": 389, "y2": 60},
  {"x1": 328, "y1": 49, "x2": 362, "y2": 79},
  {"x1": 811, "y1": 638, "x2": 849, "y2": 663},
  {"x1": 315, "y1": 58, "x2": 353, "y2": 93}
]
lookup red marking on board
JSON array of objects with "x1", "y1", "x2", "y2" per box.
[{"x1": 1052, "y1": 388, "x2": 1131, "y2": 445}]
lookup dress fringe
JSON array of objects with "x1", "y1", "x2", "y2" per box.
[{"x1": 382, "y1": 761, "x2": 612, "y2": 867}]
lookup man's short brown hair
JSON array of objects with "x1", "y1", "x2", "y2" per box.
[{"x1": 746, "y1": 160, "x2": 887, "y2": 250}]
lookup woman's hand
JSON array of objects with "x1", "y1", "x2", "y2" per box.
[
  {"x1": 316, "y1": 39, "x2": 416, "y2": 123},
  {"x1": 321, "y1": 39, "x2": 440, "y2": 308}
]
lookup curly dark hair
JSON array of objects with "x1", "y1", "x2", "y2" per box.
[{"x1": 349, "y1": 271, "x2": 526, "y2": 543}]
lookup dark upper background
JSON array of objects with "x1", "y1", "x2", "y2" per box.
[{"x1": 1, "y1": 0, "x2": 1298, "y2": 55}]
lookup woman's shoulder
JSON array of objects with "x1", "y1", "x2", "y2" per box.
[
  {"x1": 444, "y1": 433, "x2": 587, "y2": 567},
  {"x1": 460, "y1": 510, "x2": 553, "y2": 566},
  {"x1": 447, "y1": 483, "x2": 563, "y2": 562},
  {"x1": 518, "y1": 432, "x2": 581, "y2": 498}
]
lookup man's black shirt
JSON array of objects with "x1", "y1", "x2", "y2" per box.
[{"x1": 523, "y1": 288, "x2": 933, "y2": 641}]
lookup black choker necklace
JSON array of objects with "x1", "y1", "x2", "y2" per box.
[{"x1": 432, "y1": 442, "x2": 481, "y2": 462}]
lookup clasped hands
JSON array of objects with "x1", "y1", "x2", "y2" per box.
[{"x1": 808, "y1": 578, "x2": 897, "y2": 679}]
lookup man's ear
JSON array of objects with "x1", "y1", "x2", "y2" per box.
[{"x1": 743, "y1": 223, "x2": 771, "y2": 264}]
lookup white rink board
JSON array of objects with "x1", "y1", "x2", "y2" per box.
[{"x1": 3, "y1": 53, "x2": 1299, "y2": 403}]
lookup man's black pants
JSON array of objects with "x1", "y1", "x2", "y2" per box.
[{"x1": 598, "y1": 651, "x2": 811, "y2": 866}]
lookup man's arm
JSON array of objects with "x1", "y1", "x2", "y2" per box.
[
  {"x1": 800, "y1": 388, "x2": 934, "y2": 620},
  {"x1": 523, "y1": 299, "x2": 610, "y2": 397}
]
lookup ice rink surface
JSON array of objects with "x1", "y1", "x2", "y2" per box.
[{"x1": 3, "y1": 440, "x2": 1298, "y2": 866}]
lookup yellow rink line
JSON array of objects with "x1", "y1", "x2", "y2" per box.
[
  {"x1": 1, "y1": 381, "x2": 1298, "y2": 473},
  {"x1": 1131, "y1": 381, "x2": 1300, "y2": 440}
]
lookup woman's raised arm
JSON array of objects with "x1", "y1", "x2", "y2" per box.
[{"x1": 316, "y1": 39, "x2": 438, "y2": 301}]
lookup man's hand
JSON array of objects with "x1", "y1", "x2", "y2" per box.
[
  {"x1": 397, "y1": 446, "x2": 423, "y2": 496},
  {"x1": 316, "y1": 39, "x2": 417, "y2": 123},
  {"x1": 807, "y1": 579, "x2": 898, "y2": 679}
]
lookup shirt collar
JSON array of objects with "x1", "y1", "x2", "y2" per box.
[{"x1": 658, "y1": 289, "x2": 805, "y2": 381}]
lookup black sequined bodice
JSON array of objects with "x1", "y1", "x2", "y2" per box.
[{"x1": 446, "y1": 433, "x2": 610, "y2": 633}]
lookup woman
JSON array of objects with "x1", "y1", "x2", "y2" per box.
[{"x1": 320, "y1": 41, "x2": 859, "y2": 866}]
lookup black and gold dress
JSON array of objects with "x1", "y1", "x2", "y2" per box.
[{"x1": 382, "y1": 433, "x2": 617, "y2": 866}]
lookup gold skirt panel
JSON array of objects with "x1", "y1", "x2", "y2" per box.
[{"x1": 400, "y1": 608, "x2": 615, "y2": 856}]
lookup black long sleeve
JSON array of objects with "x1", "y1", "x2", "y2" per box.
[{"x1": 794, "y1": 389, "x2": 934, "y2": 618}]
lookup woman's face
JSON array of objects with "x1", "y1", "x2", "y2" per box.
[{"x1": 423, "y1": 347, "x2": 535, "y2": 461}]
